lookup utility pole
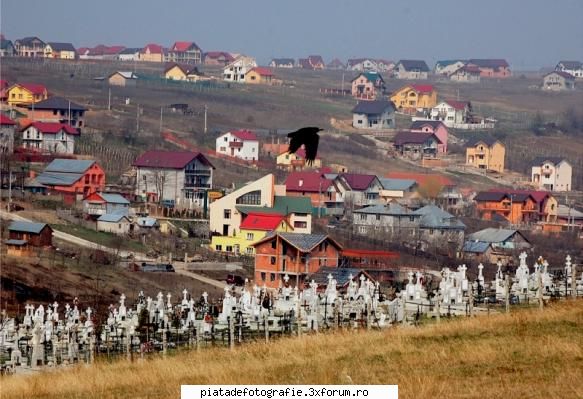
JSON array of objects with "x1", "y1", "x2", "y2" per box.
[
  {"x1": 68, "y1": 100, "x2": 71, "y2": 126},
  {"x1": 136, "y1": 104, "x2": 140, "y2": 134},
  {"x1": 204, "y1": 105, "x2": 208, "y2": 133},
  {"x1": 108, "y1": 88, "x2": 111, "y2": 111},
  {"x1": 8, "y1": 169, "x2": 12, "y2": 210},
  {"x1": 159, "y1": 106, "x2": 163, "y2": 133},
  {"x1": 341, "y1": 73, "x2": 345, "y2": 95},
  {"x1": 318, "y1": 180, "x2": 322, "y2": 218}
]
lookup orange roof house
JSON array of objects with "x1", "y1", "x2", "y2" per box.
[{"x1": 474, "y1": 191, "x2": 538, "y2": 225}]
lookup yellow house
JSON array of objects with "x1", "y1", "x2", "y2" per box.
[
  {"x1": 245, "y1": 67, "x2": 274, "y2": 85},
  {"x1": 211, "y1": 213, "x2": 292, "y2": 255},
  {"x1": 7, "y1": 83, "x2": 49, "y2": 106},
  {"x1": 44, "y1": 43, "x2": 76, "y2": 59},
  {"x1": 140, "y1": 43, "x2": 164, "y2": 63},
  {"x1": 465, "y1": 137, "x2": 506, "y2": 173},
  {"x1": 390, "y1": 84, "x2": 437, "y2": 112},
  {"x1": 164, "y1": 63, "x2": 206, "y2": 82},
  {"x1": 276, "y1": 148, "x2": 321, "y2": 170}
]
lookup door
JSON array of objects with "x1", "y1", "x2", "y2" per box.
[{"x1": 223, "y1": 224, "x2": 229, "y2": 236}]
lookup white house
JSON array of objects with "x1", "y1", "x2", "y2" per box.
[
  {"x1": 215, "y1": 130, "x2": 259, "y2": 161},
  {"x1": 20, "y1": 122, "x2": 79, "y2": 154},
  {"x1": 223, "y1": 56, "x2": 257, "y2": 82},
  {"x1": 347, "y1": 58, "x2": 378, "y2": 71},
  {"x1": 97, "y1": 214, "x2": 132, "y2": 235},
  {"x1": 555, "y1": 61, "x2": 583, "y2": 79},
  {"x1": 352, "y1": 100, "x2": 396, "y2": 129},
  {"x1": 531, "y1": 157, "x2": 572, "y2": 192},
  {"x1": 434, "y1": 60, "x2": 466, "y2": 76},
  {"x1": 133, "y1": 150, "x2": 214, "y2": 208},
  {"x1": 429, "y1": 100, "x2": 470, "y2": 127},
  {"x1": 117, "y1": 48, "x2": 141, "y2": 61}
]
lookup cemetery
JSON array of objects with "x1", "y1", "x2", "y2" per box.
[{"x1": 0, "y1": 253, "x2": 581, "y2": 375}]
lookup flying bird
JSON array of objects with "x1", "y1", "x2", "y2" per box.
[{"x1": 287, "y1": 127, "x2": 323, "y2": 166}]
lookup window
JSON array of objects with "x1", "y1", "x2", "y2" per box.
[
  {"x1": 261, "y1": 272, "x2": 266, "y2": 281},
  {"x1": 224, "y1": 209, "x2": 231, "y2": 219},
  {"x1": 376, "y1": 214, "x2": 381, "y2": 221},
  {"x1": 224, "y1": 137, "x2": 228, "y2": 142},
  {"x1": 246, "y1": 232, "x2": 254, "y2": 240},
  {"x1": 226, "y1": 245, "x2": 233, "y2": 252},
  {"x1": 271, "y1": 240, "x2": 276, "y2": 249},
  {"x1": 246, "y1": 247, "x2": 253, "y2": 255},
  {"x1": 409, "y1": 216, "x2": 415, "y2": 222},
  {"x1": 236, "y1": 190, "x2": 261, "y2": 205},
  {"x1": 360, "y1": 214, "x2": 366, "y2": 221},
  {"x1": 358, "y1": 226, "x2": 367, "y2": 234},
  {"x1": 270, "y1": 273, "x2": 276, "y2": 282},
  {"x1": 429, "y1": 229, "x2": 434, "y2": 235},
  {"x1": 270, "y1": 256, "x2": 276, "y2": 265},
  {"x1": 215, "y1": 245, "x2": 222, "y2": 251},
  {"x1": 294, "y1": 221, "x2": 307, "y2": 229}
]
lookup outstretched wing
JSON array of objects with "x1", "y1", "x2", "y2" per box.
[
  {"x1": 303, "y1": 133, "x2": 320, "y2": 165},
  {"x1": 287, "y1": 130, "x2": 305, "y2": 154}
]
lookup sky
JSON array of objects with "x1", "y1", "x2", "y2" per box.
[{"x1": 1, "y1": 0, "x2": 582, "y2": 70}]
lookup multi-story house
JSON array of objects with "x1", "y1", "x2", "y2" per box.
[
  {"x1": 347, "y1": 58, "x2": 379, "y2": 71},
  {"x1": 531, "y1": 157, "x2": 572, "y2": 192},
  {"x1": 284, "y1": 171, "x2": 340, "y2": 211},
  {"x1": 352, "y1": 203, "x2": 420, "y2": 236},
  {"x1": 449, "y1": 65, "x2": 481, "y2": 83},
  {"x1": 434, "y1": 60, "x2": 466, "y2": 76},
  {"x1": 133, "y1": 150, "x2": 214, "y2": 208},
  {"x1": 334, "y1": 173, "x2": 383, "y2": 208},
  {"x1": 14, "y1": 37, "x2": 45, "y2": 57},
  {"x1": 298, "y1": 55, "x2": 325, "y2": 70},
  {"x1": 413, "y1": 205, "x2": 466, "y2": 254},
  {"x1": 204, "y1": 51, "x2": 234, "y2": 66},
  {"x1": 26, "y1": 96, "x2": 86, "y2": 129},
  {"x1": 474, "y1": 191, "x2": 539, "y2": 225},
  {"x1": 555, "y1": 61, "x2": 583, "y2": 79},
  {"x1": 352, "y1": 100, "x2": 396, "y2": 129},
  {"x1": 165, "y1": 41, "x2": 202, "y2": 64},
  {"x1": 223, "y1": 56, "x2": 257, "y2": 82},
  {"x1": 465, "y1": 137, "x2": 505, "y2": 173},
  {"x1": 392, "y1": 131, "x2": 442, "y2": 160},
  {"x1": 83, "y1": 193, "x2": 130, "y2": 220},
  {"x1": 351, "y1": 71, "x2": 385, "y2": 100},
  {"x1": 140, "y1": 43, "x2": 164, "y2": 63},
  {"x1": 542, "y1": 71, "x2": 576, "y2": 91},
  {"x1": 0, "y1": 114, "x2": 16, "y2": 154},
  {"x1": 393, "y1": 60, "x2": 430, "y2": 79},
  {"x1": 20, "y1": 122, "x2": 79, "y2": 154},
  {"x1": 215, "y1": 130, "x2": 259, "y2": 161},
  {"x1": 389, "y1": 84, "x2": 437, "y2": 113},
  {"x1": 429, "y1": 100, "x2": 471, "y2": 127},
  {"x1": 269, "y1": 58, "x2": 295, "y2": 68},
  {"x1": 6, "y1": 83, "x2": 48, "y2": 106},
  {"x1": 252, "y1": 232, "x2": 342, "y2": 288},
  {"x1": 44, "y1": 42, "x2": 76, "y2": 59},
  {"x1": 37, "y1": 159, "x2": 105, "y2": 201},
  {"x1": 466, "y1": 59, "x2": 511, "y2": 78},
  {"x1": 410, "y1": 120, "x2": 449, "y2": 153},
  {"x1": 245, "y1": 67, "x2": 274, "y2": 85}
]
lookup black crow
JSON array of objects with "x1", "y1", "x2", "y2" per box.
[{"x1": 287, "y1": 127, "x2": 323, "y2": 166}]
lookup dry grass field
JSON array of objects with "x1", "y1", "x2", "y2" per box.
[{"x1": 1, "y1": 299, "x2": 581, "y2": 399}]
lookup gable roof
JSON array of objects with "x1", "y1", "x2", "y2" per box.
[
  {"x1": 545, "y1": 71, "x2": 575, "y2": 80},
  {"x1": 385, "y1": 172, "x2": 455, "y2": 187},
  {"x1": 0, "y1": 38, "x2": 14, "y2": 50},
  {"x1": 254, "y1": 232, "x2": 341, "y2": 252},
  {"x1": 378, "y1": 178, "x2": 417, "y2": 191},
  {"x1": 164, "y1": 62, "x2": 199, "y2": 76},
  {"x1": 118, "y1": 47, "x2": 141, "y2": 55},
  {"x1": 467, "y1": 59, "x2": 509, "y2": 69},
  {"x1": 474, "y1": 191, "x2": 535, "y2": 203},
  {"x1": 99, "y1": 193, "x2": 130, "y2": 204},
  {"x1": 413, "y1": 205, "x2": 465, "y2": 230},
  {"x1": 47, "y1": 42, "x2": 76, "y2": 52},
  {"x1": 240, "y1": 213, "x2": 286, "y2": 231},
  {"x1": 487, "y1": 189, "x2": 550, "y2": 205},
  {"x1": 442, "y1": 99, "x2": 469, "y2": 110},
  {"x1": 351, "y1": 100, "x2": 395, "y2": 115},
  {"x1": 8, "y1": 221, "x2": 50, "y2": 234},
  {"x1": 396, "y1": 60, "x2": 430, "y2": 72},
  {"x1": 22, "y1": 122, "x2": 79, "y2": 135},
  {"x1": 352, "y1": 71, "x2": 384, "y2": 83},
  {"x1": 435, "y1": 59, "x2": 466, "y2": 68},
  {"x1": 339, "y1": 173, "x2": 378, "y2": 191},
  {"x1": 327, "y1": 58, "x2": 345, "y2": 68},
  {"x1": 462, "y1": 240, "x2": 491, "y2": 254},
  {"x1": 285, "y1": 172, "x2": 332, "y2": 192},
  {"x1": 308, "y1": 55, "x2": 325, "y2": 65},
  {"x1": 142, "y1": 43, "x2": 163, "y2": 54},
  {"x1": 467, "y1": 228, "x2": 526, "y2": 244},
  {"x1": 393, "y1": 131, "x2": 440, "y2": 146},
  {"x1": 15, "y1": 37, "x2": 45, "y2": 46},
  {"x1": 410, "y1": 120, "x2": 447, "y2": 131},
  {"x1": 353, "y1": 202, "x2": 414, "y2": 216},
  {"x1": 271, "y1": 58, "x2": 295, "y2": 65},
  {"x1": 410, "y1": 84, "x2": 434, "y2": 94},
  {"x1": 452, "y1": 64, "x2": 482, "y2": 75},
  {"x1": 465, "y1": 136, "x2": 501, "y2": 147},
  {"x1": 0, "y1": 114, "x2": 16, "y2": 125},
  {"x1": 171, "y1": 41, "x2": 200, "y2": 52},
  {"x1": 557, "y1": 61, "x2": 582, "y2": 70},
  {"x1": 248, "y1": 67, "x2": 273, "y2": 76},
  {"x1": 27, "y1": 96, "x2": 86, "y2": 111},
  {"x1": 98, "y1": 213, "x2": 130, "y2": 223},
  {"x1": 133, "y1": 150, "x2": 214, "y2": 169},
  {"x1": 230, "y1": 130, "x2": 258, "y2": 141},
  {"x1": 45, "y1": 159, "x2": 95, "y2": 173},
  {"x1": 236, "y1": 196, "x2": 313, "y2": 216},
  {"x1": 205, "y1": 51, "x2": 234, "y2": 61},
  {"x1": 532, "y1": 156, "x2": 569, "y2": 166},
  {"x1": 10, "y1": 83, "x2": 47, "y2": 95}
]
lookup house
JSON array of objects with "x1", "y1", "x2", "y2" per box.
[
  {"x1": 215, "y1": 130, "x2": 259, "y2": 161},
  {"x1": 389, "y1": 84, "x2": 437, "y2": 113},
  {"x1": 204, "y1": 51, "x2": 234, "y2": 66},
  {"x1": 298, "y1": 55, "x2": 325, "y2": 70},
  {"x1": 434, "y1": 60, "x2": 466, "y2": 76},
  {"x1": 466, "y1": 59, "x2": 511, "y2": 78},
  {"x1": 223, "y1": 56, "x2": 257, "y2": 82},
  {"x1": 555, "y1": 61, "x2": 583, "y2": 79},
  {"x1": 83, "y1": 192, "x2": 130, "y2": 220},
  {"x1": 117, "y1": 48, "x2": 141, "y2": 61},
  {"x1": 165, "y1": 41, "x2": 202, "y2": 65},
  {"x1": 410, "y1": 120, "x2": 449, "y2": 153},
  {"x1": 347, "y1": 58, "x2": 379, "y2": 72},
  {"x1": 465, "y1": 137, "x2": 505, "y2": 173},
  {"x1": 8, "y1": 221, "x2": 53, "y2": 249},
  {"x1": 531, "y1": 157, "x2": 572, "y2": 192},
  {"x1": 140, "y1": 43, "x2": 164, "y2": 63},
  {"x1": 413, "y1": 205, "x2": 466, "y2": 254},
  {"x1": 37, "y1": 159, "x2": 105, "y2": 200},
  {"x1": 542, "y1": 71, "x2": 575, "y2": 91},
  {"x1": 80, "y1": 45, "x2": 126, "y2": 60},
  {"x1": 277, "y1": 148, "x2": 322, "y2": 170},
  {"x1": 392, "y1": 131, "x2": 442, "y2": 160},
  {"x1": 352, "y1": 100, "x2": 396, "y2": 129},
  {"x1": 353, "y1": 203, "x2": 420, "y2": 236},
  {"x1": 136, "y1": 217, "x2": 160, "y2": 231},
  {"x1": 26, "y1": 96, "x2": 86, "y2": 128},
  {"x1": 269, "y1": 58, "x2": 295, "y2": 68},
  {"x1": 96, "y1": 214, "x2": 132, "y2": 235},
  {"x1": 429, "y1": 100, "x2": 471, "y2": 128},
  {"x1": 449, "y1": 65, "x2": 481, "y2": 83},
  {"x1": 20, "y1": 122, "x2": 79, "y2": 154},
  {"x1": 108, "y1": 72, "x2": 138, "y2": 87},
  {"x1": 238, "y1": 196, "x2": 313, "y2": 234},
  {"x1": 463, "y1": 228, "x2": 531, "y2": 265},
  {"x1": 164, "y1": 63, "x2": 203, "y2": 81},
  {"x1": 556, "y1": 205, "x2": 583, "y2": 229},
  {"x1": 14, "y1": 37, "x2": 45, "y2": 57},
  {"x1": 245, "y1": 67, "x2": 274, "y2": 85},
  {"x1": 211, "y1": 213, "x2": 292, "y2": 256},
  {"x1": 351, "y1": 72, "x2": 385, "y2": 100},
  {"x1": 327, "y1": 58, "x2": 345, "y2": 70},
  {"x1": 474, "y1": 191, "x2": 538, "y2": 225},
  {"x1": 378, "y1": 178, "x2": 418, "y2": 202},
  {"x1": 385, "y1": 171, "x2": 458, "y2": 206},
  {"x1": 393, "y1": 60, "x2": 430, "y2": 80},
  {"x1": 133, "y1": 150, "x2": 214, "y2": 208},
  {"x1": 487, "y1": 190, "x2": 558, "y2": 224},
  {"x1": 0, "y1": 114, "x2": 16, "y2": 154},
  {"x1": 252, "y1": 232, "x2": 342, "y2": 288},
  {"x1": 334, "y1": 173, "x2": 383, "y2": 208},
  {"x1": 284, "y1": 171, "x2": 340, "y2": 211},
  {"x1": 0, "y1": 38, "x2": 15, "y2": 57},
  {"x1": 6, "y1": 83, "x2": 49, "y2": 106},
  {"x1": 44, "y1": 42, "x2": 76, "y2": 59}
]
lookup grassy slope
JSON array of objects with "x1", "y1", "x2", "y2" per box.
[{"x1": 2, "y1": 300, "x2": 582, "y2": 399}]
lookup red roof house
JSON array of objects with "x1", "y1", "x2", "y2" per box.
[{"x1": 240, "y1": 213, "x2": 288, "y2": 231}]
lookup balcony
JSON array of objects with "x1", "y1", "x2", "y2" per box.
[
  {"x1": 186, "y1": 169, "x2": 212, "y2": 176},
  {"x1": 184, "y1": 182, "x2": 211, "y2": 189},
  {"x1": 85, "y1": 207, "x2": 106, "y2": 216}
]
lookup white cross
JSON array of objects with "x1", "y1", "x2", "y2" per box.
[{"x1": 284, "y1": 274, "x2": 290, "y2": 283}]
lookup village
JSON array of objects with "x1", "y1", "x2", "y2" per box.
[{"x1": 0, "y1": 32, "x2": 583, "y2": 380}]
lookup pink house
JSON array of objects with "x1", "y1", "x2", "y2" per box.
[
  {"x1": 466, "y1": 59, "x2": 511, "y2": 78},
  {"x1": 410, "y1": 120, "x2": 448, "y2": 154}
]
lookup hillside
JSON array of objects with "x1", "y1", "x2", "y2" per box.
[{"x1": 2, "y1": 300, "x2": 582, "y2": 399}]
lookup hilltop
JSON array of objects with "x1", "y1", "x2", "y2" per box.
[{"x1": 2, "y1": 300, "x2": 582, "y2": 399}]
